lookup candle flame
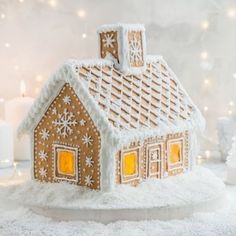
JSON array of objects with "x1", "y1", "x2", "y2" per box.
[{"x1": 20, "y1": 80, "x2": 26, "y2": 97}]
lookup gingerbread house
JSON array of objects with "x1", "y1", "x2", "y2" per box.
[{"x1": 19, "y1": 24, "x2": 205, "y2": 191}]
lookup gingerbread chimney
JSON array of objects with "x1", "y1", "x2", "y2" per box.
[{"x1": 97, "y1": 24, "x2": 146, "y2": 75}]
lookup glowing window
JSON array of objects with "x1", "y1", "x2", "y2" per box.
[
  {"x1": 123, "y1": 151, "x2": 137, "y2": 176},
  {"x1": 169, "y1": 143, "x2": 181, "y2": 164},
  {"x1": 57, "y1": 150, "x2": 75, "y2": 176}
]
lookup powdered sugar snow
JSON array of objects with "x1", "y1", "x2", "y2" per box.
[{"x1": 3, "y1": 166, "x2": 225, "y2": 210}]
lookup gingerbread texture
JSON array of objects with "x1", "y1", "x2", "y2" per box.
[{"x1": 19, "y1": 24, "x2": 204, "y2": 191}]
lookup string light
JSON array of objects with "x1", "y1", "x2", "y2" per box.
[
  {"x1": 204, "y1": 79, "x2": 210, "y2": 85},
  {"x1": 200, "y1": 51, "x2": 208, "y2": 60},
  {"x1": 19, "y1": 0, "x2": 25, "y2": 3},
  {"x1": 35, "y1": 75, "x2": 43, "y2": 82},
  {"x1": 0, "y1": 98, "x2": 4, "y2": 103},
  {"x1": 4, "y1": 42, "x2": 10, "y2": 48},
  {"x1": 82, "y1": 33, "x2": 87, "y2": 39},
  {"x1": 77, "y1": 9, "x2": 86, "y2": 18},
  {"x1": 229, "y1": 101, "x2": 234, "y2": 106},
  {"x1": 205, "y1": 150, "x2": 211, "y2": 158},
  {"x1": 48, "y1": 0, "x2": 57, "y2": 8},
  {"x1": 233, "y1": 73, "x2": 236, "y2": 79},
  {"x1": 1, "y1": 13, "x2": 5, "y2": 19},
  {"x1": 201, "y1": 20, "x2": 209, "y2": 30},
  {"x1": 228, "y1": 110, "x2": 233, "y2": 115},
  {"x1": 204, "y1": 106, "x2": 209, "y2": 112},
  {"x1": 227, "y1": 8, "x2": 236, "y2": 18},
  {"x1": 14, "y1": 65, "x2": 20, "y2": 71}
]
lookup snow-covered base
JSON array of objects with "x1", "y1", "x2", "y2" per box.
[
  {"x1": 226, "y1": 166, "x2": 236, "y2": 185},
  {"x1": 2, "y1": 167, "x2": 225, "y2": 223}
]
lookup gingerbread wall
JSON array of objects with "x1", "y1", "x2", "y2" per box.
[
  {"x1": 116, "y1": 131, "x2": 189, "y2": 185},
  {"x1": 34, "y1": 83, "x2": 101, "y2": 190}
]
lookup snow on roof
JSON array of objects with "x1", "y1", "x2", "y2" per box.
[
  {"x1": 97, "y1": 23, "x2": 145, "y2": 33},
  {"x1": 18, "y1": 56, "x2": 205, "y2": 145}
]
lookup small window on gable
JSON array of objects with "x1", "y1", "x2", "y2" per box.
[
  {"x1": 121, "y1": 147, "x2": 140, "y2": 183},
  {"x1": 54, "y1": 144, "x2": 79, "y2": 182}
]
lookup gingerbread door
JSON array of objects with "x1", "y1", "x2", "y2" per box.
[{"x1": 146, "y1": 142, "x2": 164, "y2": 179}]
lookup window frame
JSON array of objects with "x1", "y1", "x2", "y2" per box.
[
  {"x1": 120, "y1": 147, "x2": 141, "y2": 183},
  {"x1": 53, "y1": 143, "x2": 79, "y2": 183},
  {"x1": 167, "y1": 138, "x2": 184, "y2": 170}
]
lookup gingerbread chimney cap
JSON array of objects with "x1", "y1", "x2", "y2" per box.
[{"x1": 97, "y1": 24, "x2": 146, "y2": 75}]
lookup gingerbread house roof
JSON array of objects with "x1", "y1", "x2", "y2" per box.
[{"x1": 19, "y1": 55, "x2": 204, "y2": 147}]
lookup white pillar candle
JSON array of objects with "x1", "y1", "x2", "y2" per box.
[
  {"x1": 5, "y1": 80, "x2": 34, "y2": 161},
  {"x1": 0, "y1": 120, "x2": 14, "y2": 168}
]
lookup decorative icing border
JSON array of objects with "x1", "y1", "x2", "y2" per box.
[
  {"x1": 52, "y1": 143, "x2": 80, "y2": 183},
  {"x1": 120, "y1": 146, "x2": 141, "y2": 183},
  {"x1": 166, "y1": 137, "x2": 185, "y2": 173},
  {"x1": 146, "y1": 142, "x2": 164, "y2": 178}
]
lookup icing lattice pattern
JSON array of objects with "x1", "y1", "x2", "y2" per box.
[{"x1": 75, "y1": 58, "x2": 193, "y2": 130}]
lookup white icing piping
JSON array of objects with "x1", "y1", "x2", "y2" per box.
[
  {"x1": 97, "y1": 23, "x2": 145, "y2": 33},
  {"x1": 18, "y1": 56, "x2": 205, "y2": 191}
]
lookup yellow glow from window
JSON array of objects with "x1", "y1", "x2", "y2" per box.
[
  {"x1": 169, "y1": 143, "x2": 181, "y2": 164},
  {"x1": 58, "y1": 150, "x2": 75, "y2": 175},
  {"x1": 123, "y1": 152, "x2": 137, "y2": 176}
]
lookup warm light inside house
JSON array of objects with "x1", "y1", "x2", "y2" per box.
[
  {"x1": 20, "y1": 80, "x2": 26, "y2": 97},
  {"x1": 169, "y1": 143, "x2": 181, "y2": 164},
  {"x1": 58, "y1": 150, "x2": 75, "y2": 175},
  {"x1": 123, "y1": 151, "x2": 137, "y2": 176}
]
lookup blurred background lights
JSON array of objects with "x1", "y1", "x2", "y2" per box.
[
  {"x1": 201, "y1": 20, "x2": 209, "y2": 30},
  {"x1": 204, "y1": 106, "x2": 209, "y2": 112},
  {"x1": 205, "y1": 150, "x2": 211, "y2": 158},
  {"x1": 4, "y1": 42, "x2": 10, "y2": 48},
  {"x1": 77, "y1": 9, "x2": 86, "y2": 18},
  {"x1": 204, "y1": 79, "x2": 210, "y2": 85},
  {"x1": 1, "y1": 13, "x2": 6, "y2": 19},
  {"x1": 48, "y1": 0, "x2": 57, "y2": 8},
  {"x1": 227, "y1": 8, "x2": 236, "y2": 18},
  {"x1": 35, "y1": 75, "x2": 43, "y2": 82},
  {"x1": 14, "y1": 65, "x2": 20, "y2": 71},
  {"x1": 229, "y1": 101, "x2": 234, "y2": 106},
  {"x1": 200, "y1": 51, "x2": 208, "y2": 60},
  {"x1": 82, "y1": 33, "x2": 87, "y2": 39}
]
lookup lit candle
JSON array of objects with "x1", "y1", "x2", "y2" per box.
[
  {"x1": 5, "y1": 80, "x2": 34, "y2": 161},
  {"x1": 0, "y1": 120, "x2": 13, "y2": 168}
]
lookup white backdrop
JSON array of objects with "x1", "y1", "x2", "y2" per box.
[{"x1": 0, "y1": 0, "x2": 236, "y2": 153}]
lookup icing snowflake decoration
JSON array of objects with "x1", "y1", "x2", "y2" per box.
[
  {"x1": 85, "y1": 156, "x2": 94, "y2": 167},
  {"x1": 129, "y1": 37, "x2": 143, "y2": 64},
  {"x1": 38, "y1": 150, "x2": 48, "y2": 161},
  {"x1": 79, "y1": 119, "x2": 86, "y2": 126},
  {"x1": 40, "y1": 129, "x2": 50, "y2": 140},
  {"x1": 82, "y1": 133, "x2": 93, "y2": 147},
  {"x1": 102, "y1": 33, "x2": 115, "y2": 48},
  {"x1": 84, "y1": 175, "x2": 94, "y2": 186},
  {"x1": 52, "y1": 108, "x2": 57, "y2": 115},
  {"x1": 53, "y1": 109, "x2": 77, "y2": 138},
  {"x1": 63, "y1": 96, "x2": 71, "y2": 105},
  {"x1": 39, "y1": 167, "x2": 47, "y2": 178}
]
